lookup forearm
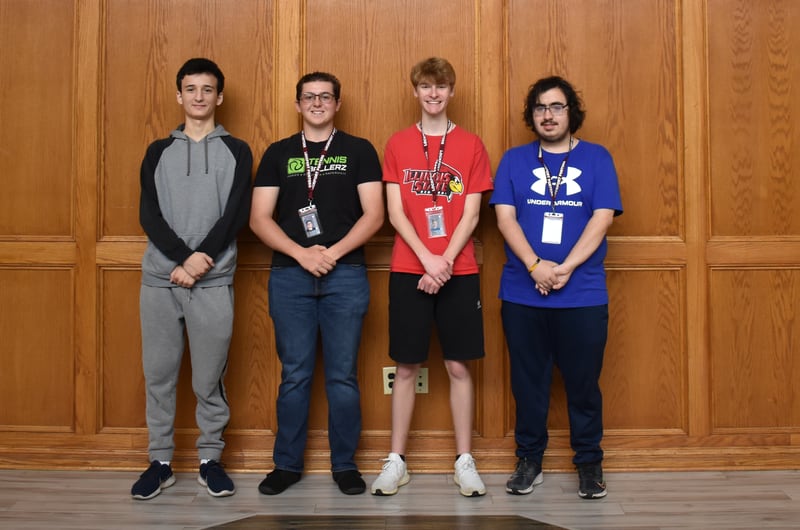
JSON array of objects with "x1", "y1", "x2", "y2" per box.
[
  {"x1": 560, "y1": 209, "x2": 614, "y2": 272},
  {"x1": 442, "y1": 195, "x2": 481, "y2": 263}
]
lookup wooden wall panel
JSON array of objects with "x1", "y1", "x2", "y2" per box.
[
  {"x1": 708, "y1": 0, "x2": 800, "y2": 237},
  {"x1": 710, "y1": 268, "x2": 800, "y2": 430},
  {"x1": 0, "y1": 269, "x2": 74, "y2": 428},
  {"x1": 102, "y1": 0, "x2": 276, "y2": 238},
  {"x1": 2, "y1": 0, "x2": 800, "y2": 473},
  {"x1": 0, "y1": 0, "x2": 74, "y2": 237},
  {"x1": 508, "y1": 0, "x2": 680, "y2": 238}
]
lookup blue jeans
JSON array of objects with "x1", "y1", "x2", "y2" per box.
[
  {"x1": 501, "y1": 301, "x2": 607, "y2": 465},
  {"x1": 268, "y1": 264, "x2": 369, "y2": 473}
]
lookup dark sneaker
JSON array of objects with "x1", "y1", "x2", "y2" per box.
[
  {"x1": 505, "y1": 457, "x2": 543, "y2": 495},
  {"x1": 258, "y1": 469, "x2": 301, "y2": 495},
  {"x1": 333, "y1": 469, "x2": 366, "y2": 495},
  {"x1": 198, "y1": 460, "x2": 235, "y2": 497},
  {"x1": 131, "y1": 460, "x2": 175, "y2": 500},
  {"x1": 577, "y1": 462, "x2": 607, "y2": 499}
]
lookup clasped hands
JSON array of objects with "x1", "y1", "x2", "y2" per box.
[
  {"x1": 170, "y1": 252, "x2": 214, "y2": 288},
  {"x1": 418, "y1": 254, "x2": 453, "y2": 295},
  {"x1": 298, "y1": 245, "x2": 337, "y2": 278},
  {"x1": 531, "y1": 260, "x2": 573, "y2": 296}
]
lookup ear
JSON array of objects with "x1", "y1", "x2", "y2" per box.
[
  {"x1": 176, "y1": 91, "x2": 183, "y2": 105},
  {"x1": 216, "y1": 92, "x2": 224, "y2": 106}
]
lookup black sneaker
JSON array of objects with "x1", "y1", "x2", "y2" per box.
[
  {"x1": 333, "y1": 469, "x2": 366, "y2": 495},
  {"x1": 505, "y1": 457, "x2": 543, "y2": 495},
  {"x1": 258, "y1": 469, "x2": 302, "y2": 495},
  {"x1": 577, "y1": 462, "x2": 607, "y2": 499},
  {"x1": 198, "y1": 460, "x2": 235, "y2": 497},
  {"x1": 131, "y1": 460, "x2": 175, "y2": 500}
]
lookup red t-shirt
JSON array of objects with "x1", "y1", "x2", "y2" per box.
[{"x1": 383, "y1": 124, "x2": 493, "y2": 275}]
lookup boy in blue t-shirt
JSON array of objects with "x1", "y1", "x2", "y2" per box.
[{"x1": 490, "y1": 76, "x2": 622, "y2": 500}]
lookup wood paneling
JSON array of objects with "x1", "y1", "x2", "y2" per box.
[
  {"x1": 710, "y1": 268, "x2": 800, "y2": 431},
  {"x1": 0, "y1": 0, "x2": 74, "y2": 238},
  {"x1": 0, "y1": 268, "x2": 74, "y2": 429},
  {"x1": 708, "y1": 0, "x2": 800, "y2": 237},
  {"x1": 1, "y1": 0, "x2": 800, "y2": 473}
]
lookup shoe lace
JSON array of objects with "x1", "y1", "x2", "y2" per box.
[
  {"x1": 513, "y1": 458, "x2": 535, "y2": 477},
  {"x1": 456, "y1": 455, "x2": 476, "y2": 472},
  {"x1": 380, "y1": 457, "x2": 402, "y2": 477}
]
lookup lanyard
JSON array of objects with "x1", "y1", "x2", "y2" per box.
[
  {"x1": 300, "y1": 128, "x2": 336, "y2": 204},
  {"x1": 537, "y1": 135, "x2": 573, "y2": 211},
  {"x1": 420, "y1": 120, "x2": 451, "y2": 204}
]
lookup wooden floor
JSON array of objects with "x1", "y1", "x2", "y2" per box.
[{"x1": 1, "y1": 468, "x2": 800, "y2": 529}]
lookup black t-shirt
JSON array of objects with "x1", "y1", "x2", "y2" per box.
[{"x1": 254, "y1": 130, "x2": 382, "y2": 266}]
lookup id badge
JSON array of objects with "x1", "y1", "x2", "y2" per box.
[
  {"x1": 299, "y1": 205, "x2": 322, "y2": 238},
  {"x1": 542, "y1": 212, "x2": 563, "y2": 244},
  {"x1": 425, "y1": 206, "x2": 446, "y2": 238}
]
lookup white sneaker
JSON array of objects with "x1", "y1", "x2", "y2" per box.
[
  {"x1": 454, "y1": 453, "x2": 486, "y2": 497},
  {"x1": 370, "y1": 453, "x2": 410, "y2": 496}
]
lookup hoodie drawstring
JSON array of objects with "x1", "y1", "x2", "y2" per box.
[{"x1": 185, "y1": 137, "x2": 210, "y2": 175}]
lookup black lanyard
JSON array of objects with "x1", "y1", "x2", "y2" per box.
[{"x1": 537, "y1": 135, "x2": 573, "y2": 211}]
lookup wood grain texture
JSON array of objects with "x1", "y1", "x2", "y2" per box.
[{"x1": 1, "y1": 0, "x2": 799, "y2": 474}]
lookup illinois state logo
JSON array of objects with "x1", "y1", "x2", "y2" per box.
[{"x1": 402, "y1": 162, "x2": 464, "y2": 202}]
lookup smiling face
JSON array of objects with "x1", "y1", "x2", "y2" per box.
[
  {"x1": 413, "y1": 77, "x2": 454, "y2": 119},
  {"x1": 532, "y1": 87, "x2": 571, "y2": 145},
  {"x1": 176, "y1": 73, "x2": 222, "y2": 121},
  {"x1": 295, "y1": 80, "x2": 341, "y2": 131}
]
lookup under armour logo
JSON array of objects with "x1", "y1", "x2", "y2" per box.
[{"x1": 530, "y1": 166, "x2": 582, "y2": 196}]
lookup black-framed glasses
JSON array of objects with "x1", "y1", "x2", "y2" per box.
[
  {"x1": 300, "y1": 92, "x2": 335, "y2": 104},
  {"x1": 533, "y1": 103, "x2": 568, "y2": 116}
]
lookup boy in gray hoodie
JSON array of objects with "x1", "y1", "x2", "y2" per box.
[{"x1": 131, "y1": 58, "x2": 252, "y2": 500}]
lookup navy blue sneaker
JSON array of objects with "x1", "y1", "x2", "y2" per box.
[
  {"x1": 198, "y1": 460, "x2": 235, "y2": 497},
  {"x1": 577, "y1": 462, "x2": 607, "y2": 499},
  {"x1": 131, "y1": 461, "x2": 175, "y2": 500}
]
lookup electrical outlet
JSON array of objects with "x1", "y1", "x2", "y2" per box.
[
  {"x1": 416, "y1": 367, "x2": 429, "y2": 393},
  {"x1": 382, "y1": 366, "x2": 396, "y2": 394},
  {"x1": 382, "y1": 367, "x2": 429, "y2": 394}
]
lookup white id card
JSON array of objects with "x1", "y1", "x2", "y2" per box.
[
  {"x1": 542, "y1": 212, "x2": 563, "y2": 244},
  {"x1": 425, "y1": 206, "x2": 447, "y2": 238},
  {"x1": 299, "y1": 205, "x2": 322, "y2": 238}
]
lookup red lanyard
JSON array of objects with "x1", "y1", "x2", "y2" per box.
[
  {"x1": 420, "y1": 120, "x2": 451, "y2": 204},
  {"x1": 301, "y1": 128, "x2": 336, "y2": 204},
  {"x1": 537, "y1": 135, "x2": 573, "y2": 211}
]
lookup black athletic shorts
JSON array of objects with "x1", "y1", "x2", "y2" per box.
[{"x1": 388, "y1": 272, "x2": 485, "y2": 364}]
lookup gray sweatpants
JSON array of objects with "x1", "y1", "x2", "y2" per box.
[{"x1": 140, "y1": 284, "x2": 234, "y2": 462}]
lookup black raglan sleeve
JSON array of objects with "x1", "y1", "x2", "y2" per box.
[
  {"x1": 195, "y1": 136, "x2": 254, "y2": 259},
  {"x1": 139, "y1": 139, "x2": 194, "y2": 264}
]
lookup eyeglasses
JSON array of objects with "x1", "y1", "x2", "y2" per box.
[
  {"x1": 533, "y1": 103, "x2": 568, "y2": 116},
  {"x1": 300, "y1": 92, "x2": 335, "y2": 104}
]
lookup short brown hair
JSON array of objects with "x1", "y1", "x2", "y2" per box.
[{"x1": 410, "y1": 57, "x2": 456, "y2": 88}]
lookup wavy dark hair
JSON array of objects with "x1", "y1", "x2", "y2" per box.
[
  {"x1": 176, "y1": 58, "x2": 224, "y2": 93},
  {"x1": 523, "y1": 76, "x2": 585, "y2": 134},
  {"x1": 296, "y1": 71, "x2": 342, "y2": 101}
]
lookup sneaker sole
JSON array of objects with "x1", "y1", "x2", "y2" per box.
[
  {"x1": 370, "y1": 473, "x2": 410, "y2": 496},
  {"x1": 454, "y1": 476, "x2": 486, "y2": 497},
  {"x1": 578, "y1": 488, "x2": 607, "y2": 499},
  {"x1": 197, "y1": 474, "x2": 236, "y2": 497},
  {"x1": 505, "y1": 472, "x2": 544, "y2": 495},
  {"x1": 132, "y1": 474, "x2": 176, "y2": 500}
]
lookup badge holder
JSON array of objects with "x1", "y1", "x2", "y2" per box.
[
  {"x1": 299, "y1": 205, "x2": 322, "y2": 238},
  {"x1": 542, "y1": 211, "x2": 563, "y2": 245},
  {"x1": 425, "y1": 206, "x2": 447, "y2": 238}
]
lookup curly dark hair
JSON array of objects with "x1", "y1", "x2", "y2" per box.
[{"x1": 523, "y1": 76, "x2": 585, "y2": 134}]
